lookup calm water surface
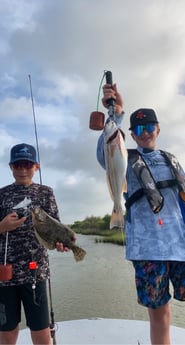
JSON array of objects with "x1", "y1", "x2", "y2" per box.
[{"x1": 20, "y1": 234, "x2": 185, "y2": 329}]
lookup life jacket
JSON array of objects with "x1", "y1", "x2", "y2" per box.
[{"x1": 125, "y1": 149, "x2": 185, "y2": 213}]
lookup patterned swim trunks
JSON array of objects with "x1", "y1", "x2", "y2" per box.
[{"x1": 132, "y1": 260, "x2": 185, "y2": 309}]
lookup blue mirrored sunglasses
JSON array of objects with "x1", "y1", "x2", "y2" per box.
[{"x1": 132, "y1": 123, "x2": 155, "y2": 136}]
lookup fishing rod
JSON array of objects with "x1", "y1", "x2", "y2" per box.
[
  {"x1": 28, "y1": 75, "x2": 57, "y2": 345},
  {"x1": 28, "y1": 75, "x2": 42, "y2": 184}
]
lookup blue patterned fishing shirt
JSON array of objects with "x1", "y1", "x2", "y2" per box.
[{"x1": 96, "y1": 114, "x2": 185, "y2": 261}]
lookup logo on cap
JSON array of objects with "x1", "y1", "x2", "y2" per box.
[
  {"x1": 136, "y1": 111, "x2": 146, "y2": 120},
  {"x1": 15, "y1": 146, "x2": 32, "y2": 159},
  {"x1": 19, "y1": 147, "x2": 30, "y2": 154}
]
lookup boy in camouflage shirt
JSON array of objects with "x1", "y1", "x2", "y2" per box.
[{"x1": 0, "y1": 143, "x2": 71, "y2": 345}]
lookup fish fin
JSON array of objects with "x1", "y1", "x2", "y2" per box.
[
  {"x1": 72, "y1": 246, "x2": 86, "y2": 262},
  {"x1": 122, "y1": 179, "x2": 127, "y2": 193},
  {"x1": 110, "y1": 209, "x2": 124, "y2": 230},
  {"x1": 106, "y1": 175, "x2": 114, "y2": 201}
]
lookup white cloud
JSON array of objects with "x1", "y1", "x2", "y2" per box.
[{"x1": 1, "y1": 0, "x2": 185, "y2": 223}]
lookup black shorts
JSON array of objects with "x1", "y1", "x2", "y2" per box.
[{"x1": 0, "y1": 281, "x2": 50, "y2": 331}]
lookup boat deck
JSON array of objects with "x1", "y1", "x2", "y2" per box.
[{"x1": 17, "y1": 318, "x2": 185, "y2": 344}]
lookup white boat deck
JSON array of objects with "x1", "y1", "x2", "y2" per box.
[{"x1": 17, "y1": 318, "x2": 185, "y2": 344}]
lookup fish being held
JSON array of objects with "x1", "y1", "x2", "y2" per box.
[
  {"x1": 31, "y1": 207, "x2": 86, "y2": 262},
  {"x1": 103, "y1": 119, "x2": 128, "y2": 230}
]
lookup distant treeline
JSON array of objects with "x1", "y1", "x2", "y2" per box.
[
  {"x1": 70, "y1": 214, "x2": 111, "y2": 233},
  {"x1": 71, "y1": 214, "x2": 125, "y2": 245}
]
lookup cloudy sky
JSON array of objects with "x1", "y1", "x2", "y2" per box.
[{"x1": 1, "y1": 0, "x2": 185, "y2": 224}]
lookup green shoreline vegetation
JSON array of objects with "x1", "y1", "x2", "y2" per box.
[{"x1": 70, "y1": 214, "x2": 125, "y2": 246}]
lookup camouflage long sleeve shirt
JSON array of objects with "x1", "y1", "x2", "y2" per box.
[{"x1": 0, "y1": 183, "x2": 60, "y2": 286}]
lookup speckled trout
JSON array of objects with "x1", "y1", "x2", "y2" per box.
[
  {"x1": 31, "y1": 207, "x2": 86, "y2": 262},
  {"x1": 104, "y1": 119, "x2": 127, "y2": 229}
]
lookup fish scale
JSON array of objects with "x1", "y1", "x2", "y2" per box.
[{"x1": 103, "y1": 119, "x2": 127, "y2": 230}]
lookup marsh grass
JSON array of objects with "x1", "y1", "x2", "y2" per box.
[{"x1": 75, "y1": 228, "x2": 125, "y2": 245}]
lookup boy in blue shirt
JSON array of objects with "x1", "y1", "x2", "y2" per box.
[{"x1": 97, "y1": 84, "x2": 185, "y2": 345}]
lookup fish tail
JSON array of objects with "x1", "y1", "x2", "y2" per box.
[
  {"x1": 110, "y1": 209, "x2": 124, "y2": 230},
  {"x1": 73, "y1": 246, "x2": 87, "y2": 262}
]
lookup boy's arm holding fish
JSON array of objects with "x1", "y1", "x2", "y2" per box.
[{"x1": 97, "y1": 83, "x2": 125, "y2": 169}]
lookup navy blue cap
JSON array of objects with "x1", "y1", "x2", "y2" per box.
[
  {"x1": 129, "y1": 108, "x2": 159, "y2": 130},
  {"x1": 9, "y1": 143, "x2": 38, "y2": 164}
]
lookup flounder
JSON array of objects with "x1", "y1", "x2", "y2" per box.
[{"x1": 31, "y1": 207, "x2": 86, "y2": 262}]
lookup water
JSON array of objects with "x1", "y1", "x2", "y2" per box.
[{"x1": 20, "y1": 234, "x2": 185, "y2": 329}]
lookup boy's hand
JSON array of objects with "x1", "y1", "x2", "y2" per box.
[
  {"x1": 55, "y1": 235, "x2": 76, "y2": 252},
  {"x1": 0, "y1": 212, "x2": 26, "y2": 233},
  {"x1": 102, "y1": 83, "x2": 123, "y2": 115},
  {"x1": 55, "y1": 242, "x2": 71, "y2": 252}
]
